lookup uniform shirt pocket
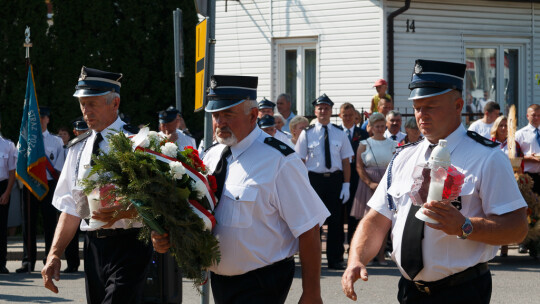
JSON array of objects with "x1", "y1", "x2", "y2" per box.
[
  {"x1": 454, "y1": 181, "x2": 475, "y2": 213},
  {"x1": 330, "y1": 140, "x2": 343, "y2": 151},
  {"x1": 218, "y1": 184, "x2": 258, "y2": 228},
  {"x1": 387, "y1": 180, "x2": 413, "y2": 209},
  {"x1": 307, "y1": 142, "x2": 320, "y2": 158},
  {"x1": 0, "y1": 152, "x2": 8, "y2": 169}
]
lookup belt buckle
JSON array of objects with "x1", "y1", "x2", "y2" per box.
[
  {"x1": 414, "y1": 282, "x2": 431, "y2": 295},
  {"x1": 323, "y1": 173, "x2": 331, "y2": 177},
  {"x1": 95, "y1": 230, "x2": 107, "y2": 239}
]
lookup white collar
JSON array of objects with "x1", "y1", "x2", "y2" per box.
[
  {"x1": 42, "y1": 129, "x2": 50, "y2": 136},
  {"x1": 93, "y1": 116, "x2": 124, "y2": 140},
  {"x1": 230, "y1": 127, "x2": 261, "y2": 160}
]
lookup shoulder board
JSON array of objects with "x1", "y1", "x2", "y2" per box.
[
  {"x1": 305, "y1": 124, "x2": 315, "y2": 131},
  {"x1": 66, "y1": 130, "x2": 91, "y2": 148},
  {"x1": 123, "y1": 124, "x2": 139, "y2": 134},
  {"x1": 182, "y1": 129, "x2": 193, "y2": 137},
  {"x1": 204, "y1": 142, "x2": 219, "y2": 153},
  {"x1": 332, "y1": 123, "x2": 343, "y2": 130},
  {"x1": 396, "y1": 137, "x2": 424, "y2": 152},
  {"x1": 264, "y1": 137, "x2": 295, "y2": 156},
  {"x1": 466, "y1": 131, "x2": 498, "y2": 148}
]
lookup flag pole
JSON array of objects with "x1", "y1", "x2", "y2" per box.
[{"x1": 23, "y1": 27, "x2": 32, "y2": 273}]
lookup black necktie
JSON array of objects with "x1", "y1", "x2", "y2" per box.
[
  {"x1": 391, "y1": 135, "x2": 397, "y2": 141},
  {"x1": 90, "y1": 133, "x2": 103, "y2": 166},
  {"x1": 346, "y1": 129, "x2": 352, "y2": 141},
  {"x1": 214, "y1": 146, "x2": 231, "y2": 201},
  {"x1": 323, "y1": 125, "x2": 331, "y2": 169},
  {"x1": 401, "y1": 144, "x2": 435, "y2": 280}
]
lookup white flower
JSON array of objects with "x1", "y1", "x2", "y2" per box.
[
  {"x1": 192, "y1": 179, "x2": 206, "y2": 199},
  {"x1": 169, "y1": 161, "x2": 186, "y2": 179},
  {"x1": 160, "y1": 142, "x2": 178, "y2": 158},
  {"x1": 148, "y1": 131, "x2": 160, "y2": 142}
]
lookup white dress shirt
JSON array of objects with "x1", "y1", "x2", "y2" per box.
[
  {"x1": 295, "y1": 122, "x2": 354, "y2": 173},
  {"x1": 203, "y1": 127, "x2": 330, "y2": 276},
  {"x1": 384, "y1": 129, "x2": 406, "y2": 143},
  {"x1": 515, "y1": 123, "x2": 540, "y2": 173},
  {"x1": 468, "y1": 119, "x2": 493, "y2": 139},
  {"x1": 158, "y1": 129, "x2": 196, "y2": 151},
  {"x1": 0, "y1": 136, "x2": 17, "y2": 181},
  {"x1": 368, "y1": 124, "x2": 526, "y2": 282},
  {"x1": 274, "y1": 129, "x2": 294, "y2": 148},
  {"x1": 43, "y1": 130, "x2": 65, "y2": 180},
  {"x1": 52, "y1": 117, "x2": 143, "y2": 231}
]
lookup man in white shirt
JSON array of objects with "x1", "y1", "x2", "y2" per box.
[
  {"x1": 295, "y1": 94, "x2": 354, "y2": 270},
  {"x1": 384, "y1": 110, "x2": 406, "y2": 143},
  {"x1": 158, "y1": 108, "x2": 196, "y2": 150},
  {"x1": 277, "y1": 93, "x2": 296, "y2": 133},
  {"x1": 468, "y1": 101, "x2": 500, "y2": 139},
  {"x1": 258, "y1": 114, "x2": 294, "y2": 148},
  {"x1": 515, "y1": 104, "x2": 540, "y2": 194},
  {"x1": 17, "y1": 106, "x2": 65, "y2": 273},
  {"x1": 41, "y1": 67, "x2": 151, "y2": 304},
  {"x1": 153, "y1": 75, "x2": 329, "y2": 304},
  {"x1": 342, "y1": 59, "x2": 528, "y2": 303},
  {"x1": 0, "y1": 117, "x2": 17, "y2": 274}
]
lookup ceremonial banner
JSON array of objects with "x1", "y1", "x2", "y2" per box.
[{"x1": 16, "y1": 65, "x2": 48, "y2": 200}]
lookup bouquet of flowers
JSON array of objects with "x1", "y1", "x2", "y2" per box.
[{"x1": 82, "y1": 127, "x2": 220, "y2": 285}]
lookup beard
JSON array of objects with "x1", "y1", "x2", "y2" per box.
[{"x1": 215, "y1": 127, "x2": 238, "y2": 146}]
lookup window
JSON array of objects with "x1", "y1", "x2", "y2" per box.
[
  {"x1": 465, "y1": 44, "x2": 523, "y2": 118},
  {"x1": 275, "y1": 38, "x2": 318, "y2": 116}
]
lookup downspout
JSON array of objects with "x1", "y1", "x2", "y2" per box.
[{"x1": 387, "y1": 0, "x2": 411, "y2": 98}]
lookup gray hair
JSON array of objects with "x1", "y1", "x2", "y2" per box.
[
  {"x1": 274, "y1": 113, "x2": 285, "y2": 124},
  {"x1": 289, "y1": 115, "x2": 309, "y2": 131},
  {"x1": 386, "y1": 110, "x2": 401, "y2": 120},
  {"x1": 106, "y1": 92, "x2": 120, "y2": 105},
  {"x1": 368, "y1": 112, "x2": 386, "y2": 125},
  {"x1": 277, "y1": 93, "x2": 291, "y2": 103},
  {"x1": 404, "y1": 118, "x2": 418, "y2": 130},
  {"x1": 243, "y1": 99, "x2": 258, "y2": 114}
]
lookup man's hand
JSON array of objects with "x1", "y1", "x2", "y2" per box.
[
  {"x1": 151, "y1": 231, "x2": 171, "y2": 253},
  {"x1": 0, "y1": 191, "x2": 10, "y2": 205},
  {"x1": 368, "y1": 182, "x2": 379, "y2": 191},
  {"x1": 422, "y1": 200, "x2": 464, "y2": 236},
  {"x1": 92, "y1": 204, "x2": 137, "y2": 228},
  {"x1": 340, "y1": 182, "x2": 350, "y2": 204},
  {"x1": 341, "y1": 260, "x2": 369, "y2": 301},
  {"x1": 41, "y1": 255, "x2": 61, "y2": 293},
  {"x1": 299, "y1": 293, "x2": 323, "y2": 304}
]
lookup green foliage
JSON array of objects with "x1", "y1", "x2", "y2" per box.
[
  {"x1": 83, "y1": 132, "x2": 220, "y2": 287},
  {"x1": 0, "y1": 1, "x2": 202, "y2": 142}
]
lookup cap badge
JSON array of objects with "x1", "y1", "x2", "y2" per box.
[
  {"x1": 80, "y1": 67, "x2": 87, "y2": 80},
  {"x1": 414, "y1": 63, "x2": 423, "y2": 75}
]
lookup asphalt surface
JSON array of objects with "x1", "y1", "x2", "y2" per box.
[{"x1": 1, "y1": 248, "x2": 539, "y2": 303}]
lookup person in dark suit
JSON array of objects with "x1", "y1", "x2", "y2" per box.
[{"x1": 339, "y1": 103, "x2": 369, "y2": 258}]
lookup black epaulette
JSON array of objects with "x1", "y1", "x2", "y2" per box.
[
  {"x1": 204, "y1": 141, "x2": 219, "y2": 153},
  {"x1": 332, "y1": 123, "x2": 343, "y2": 130},
  {"x1": 264, "y1": 137, "x2": 295, "y2": 156},
  {"x1": 396, "y1": 137, "x2": 424, "y2": 152},
  {"x1": 466, "y1": 131, "x2": 498, "y2": 148},
  {"x1": 122, "y1": 124, "x2": 139, "y2": 134},
  {"x1": 305, "y1": 124, "x2": 315, "y2": 131},
  {"x1": 66, "y1": 130, "x2": 91, "y2": 148}
]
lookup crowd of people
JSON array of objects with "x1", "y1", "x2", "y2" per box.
[{"x1": 0, "y1": 59, "x2": 534, "y2": 303}]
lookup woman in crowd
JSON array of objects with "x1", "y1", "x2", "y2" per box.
[
  {"x1": 350, "y1": 113, "x2": 396, "y2": 265},
  {"x1": 490, "y1": 115, "x2": 524, "y2": 257},
  {"x1": 399, "y1": 118, "x2": 423, "y2": 146},
  {"x1": 289, "y1": 115, "x2": 309, "y2": 146}
]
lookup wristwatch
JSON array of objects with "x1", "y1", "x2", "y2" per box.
[{"x1": 458, "y1": 217, "x2": 473, "y2": 239}]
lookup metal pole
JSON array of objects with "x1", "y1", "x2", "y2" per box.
[
  {"x1": 201, "y1": 1, "x2": 216, "y2": 303},
  {"x1": 173, "y1": 9, "x2": 184, "y2": 113}
]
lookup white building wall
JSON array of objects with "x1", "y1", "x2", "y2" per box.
[
  {"x1": 387, "y1": 0, "x2": 537, "y2": 125},
  {"x1": 214, "y1": 0, "x2": 385, "y2": 113}
]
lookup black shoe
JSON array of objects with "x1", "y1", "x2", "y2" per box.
[
  {"x1": 328, "y1": 262, "x2": 345, "y2": 270},
  {"x1": 15, "y1": 265, "x2": 34, "y2": 273},
  {"x1": 0, "y1": 266, "x2": 9, "y2": 274},
  {"x1": 518, "y1": 244, "x2": 528, "y2": 254},
  {"x1": 63, "y1": 266, "x2": 79, "y2": 273}
]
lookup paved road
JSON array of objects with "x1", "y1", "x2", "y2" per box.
[{"x1": 1, "y1": 248, "x2": 538, "y2": 304}]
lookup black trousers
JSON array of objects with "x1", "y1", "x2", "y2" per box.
[
  {"x1": 211, "y1": 257, "x2": 295, "y2": 304},
  {"x1": 397, "y1": 271, "x2": 492, "y2": 304},
  {"x1": 20, "y1": 180, "x2": 59, "y2": 269},
  {"x1": 308, "y1": 171, "x2": 344, "y2": 266},
  {"x1": 343, "y1": 166, "x2": 360, "y2": 254},
  {"x1": 0, "y1": 180, "x2": 9, "y2": 267},
  {"x1": 84, "y1": 229, "x2": 152, "y2": 304}
]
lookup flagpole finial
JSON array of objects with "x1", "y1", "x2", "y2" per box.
[{"x1": 24, "y1": 26, "x2": 32, "y2": 59}]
